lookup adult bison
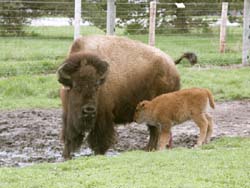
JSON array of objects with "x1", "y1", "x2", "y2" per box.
[{"x1": 57, "y1": 35, "x2": 196, "y2": 159}]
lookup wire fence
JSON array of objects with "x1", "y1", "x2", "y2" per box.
[{"x1": 0, "y1": 1, "x2": 245, "y2": 77}]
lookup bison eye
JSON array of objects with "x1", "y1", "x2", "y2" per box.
[
  {"x1": 96, "y1": 78, "x2": 105, "y2": 86},
  {"x1": 95, "y1": 80, "x2": 101, "y2": 86},
  {"x1": 73, "y1": 86, "x2": 82, "y2": 92}
]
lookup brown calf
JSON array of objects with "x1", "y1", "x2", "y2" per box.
[{"x1": 134, "y1": 88, "x2": 215, "y2": 150}]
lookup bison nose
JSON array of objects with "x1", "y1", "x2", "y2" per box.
[{"x1": 82, "y1": 104, "x2": 96, "y2": 115}]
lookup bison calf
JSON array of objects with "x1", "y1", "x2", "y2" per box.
[{"x1": 134, "y1": 88, "x2": 215, "y2": 150}]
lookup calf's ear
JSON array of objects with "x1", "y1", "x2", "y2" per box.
[{"x1": 140, "y1": 100, "x2": 150, "y2": 108}]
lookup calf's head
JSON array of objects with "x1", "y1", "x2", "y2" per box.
[
  {"x1": 57, "y1": 52, "x2": 109, "y2": 132},
  {"x1": 134, "y1": 100, "x2": 150, "y2": 124}
]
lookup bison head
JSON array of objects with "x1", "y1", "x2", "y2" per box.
[{"x1": 57, "y1": 52, "x2": 109, "y2": 134}]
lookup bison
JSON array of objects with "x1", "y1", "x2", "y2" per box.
[
  {"x1": 134, "y1": 88, "x2": 215, "y2": 150},
  {"x1": 57, "y1": 35, "x2": 197, "y2": 159}
]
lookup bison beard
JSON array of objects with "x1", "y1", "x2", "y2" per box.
[
  {"x1": 87, "y1": 105, "x2": 116, "y2": 155},
  {"x1": 58, "y1": 35, "x2": 197, "y2": 159}
]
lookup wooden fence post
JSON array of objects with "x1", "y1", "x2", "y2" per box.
[
  {"x1": 74, "y1": 0, "x2": 82, "y2": 40},
  {"x1": 149, "y1": 1, "x2": 156, "y2": 46},
  {"x1": 107, "y1": 0, "x2": 116, "y2": 35},
  {"x1": 219, "y1": 2, "x2": 228, "y2": 53},
  {"x1": 242, "y1": 0, "x2": 250, "y2": 65}
]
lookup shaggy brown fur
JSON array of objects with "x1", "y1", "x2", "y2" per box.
[
  {"x1": 57, "y1": 52, "x2": 109, "y2": 159},
  {"x1": 134, "y1": 88, "x2": 215, "y2": 150},
  {"x1": 58, "y1": 35, "x2": 197, "y2": 159}
]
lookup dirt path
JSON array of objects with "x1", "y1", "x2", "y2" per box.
[{"x1": 0, "y1": 100, "x2": 250, "y2": 167}]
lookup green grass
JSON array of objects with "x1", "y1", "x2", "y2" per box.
[
  {"x1": 0, "y1": 26, "x2": 242, "y2": 67},
  {"x1": 179, "y1": 67, "x2": 250, "y2": 101},
  {"x1": 0, "y1": 26, "x2": 105, "y2": 65},
  {"x1": 130, "y1": 27, "x2": 242, "y2": 65},
  {"x1": 0, "y1": 137, "x2": 249, "y2": 188},
  {"x1": 0, "y1": 26, "x2": 248, "y2": 109},
  {"x1": 0, "y1": 67, "x2": 249, "y2": 109},
  {"x1": 0, "y1": 74, "x2": 60, "y2": 109},
  {"x1": 0, "y1": 60, "x2": 60, "y2": 77}
]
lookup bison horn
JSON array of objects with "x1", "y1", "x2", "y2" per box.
[{"x1": 57, "y1": 63, "x2": 73, "y2": 87}]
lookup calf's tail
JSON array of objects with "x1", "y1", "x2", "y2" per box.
[
  {"x1": 175, "y1": 52, "x2": 197, "y2": 65},
  {"x1": 206, "y1": 89, "x2": 215, "y2": 109}
]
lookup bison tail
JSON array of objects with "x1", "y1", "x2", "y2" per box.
[
  {"x1": 206, "y1": 89, "x2": 215, "y2": 109},
  {"x1": 175, "y1": 52, "x2": 197, "y2": 65}
]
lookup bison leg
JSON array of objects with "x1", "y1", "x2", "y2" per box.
[
  {"x1": 146, "y1": 125, "x2": 160, "y2": 151},
  {"x1": 87, "y1": 116, "x2": 116, "y2": 155},
  {"x1": 62, "y1": 140, "x2": 72, "y2": 160}
]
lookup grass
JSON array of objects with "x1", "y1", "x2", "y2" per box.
[
  {"x1": 0, "y1": 67, "x2": 249, "y2": 109},
  {"x1": 130, "y1": 27, "x2": 242, "y2": 65},
  {"x1": 0, "y1": 26, "x2": 242, "y2": 66},
  {"x1": 0, "y1": 74, "x2": 60, "y2": 109},
  {"x1": 0, "y1": 137, "x2": 249, "y2": 188},
  {"x1": 0, "y1": 25, "x2": 248, "y2": 109},
  {"x1": 178, "y1": 67, "x2": 250, "y2": 101}
]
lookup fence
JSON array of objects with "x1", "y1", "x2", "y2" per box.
[{"x1": 0, "y1": 0, "x2": 248, "y2": 77}]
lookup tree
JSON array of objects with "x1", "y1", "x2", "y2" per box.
[
  {"x1": 0, "y1": 1, "x2": 30, "y2": 36},
  {"x1": 0, "y1": 0, "x2": 244, "y2": 36},
  {"x1": 0, "y1": 0, "x2": 72, "y2": 36}
]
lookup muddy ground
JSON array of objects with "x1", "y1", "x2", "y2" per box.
[{"x1": 0, "y1": 100, "x2": 250, "y2": 167}]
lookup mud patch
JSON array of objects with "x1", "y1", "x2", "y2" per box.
[{"x1": 0, "y1": 100, "x2": 250, "y2": 167}]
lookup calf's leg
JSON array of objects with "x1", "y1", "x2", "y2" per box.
[
  {"x1": 166, "y1": 131, "x2": 173, "y2": 149},
  {"x1": 192, "y1": 113, "x2": 208, "y2": 147},
  {"x1": 157, "y1": 126, "x2": 171, "y2": 151},
  {"x1": 205, "y1": 114, "x2": 214, "y2": 144}
]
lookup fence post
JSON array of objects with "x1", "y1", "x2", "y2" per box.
[
  {"x1": 219, "y1": 2, "x2": 228, "y2": 53},
  {"x1": 242, "y1": 0, "x2": 250, "y2": 65},
  {"x1": 107, "y1": 0, "x2": 116, "y2": 35},
  {"x1": 74, "y1": 0, "x2": 81, "y2": 40},
  {"x1": 149, "y1": 1, "x2": 156, "y2": 46}
]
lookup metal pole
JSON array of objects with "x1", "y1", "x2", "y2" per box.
[
  {"x1": 74, "y1": 0, "x2": 82, "y2": 40},
  {"x1": 242, "y1": 0, "x2": 250, "y2": 65},
  {"x1": 107, "y1": 0, "x2": 116, "y2": 35},
  {"x1": 149, "y1": 1, "x2": 156, "y2": 46}
]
